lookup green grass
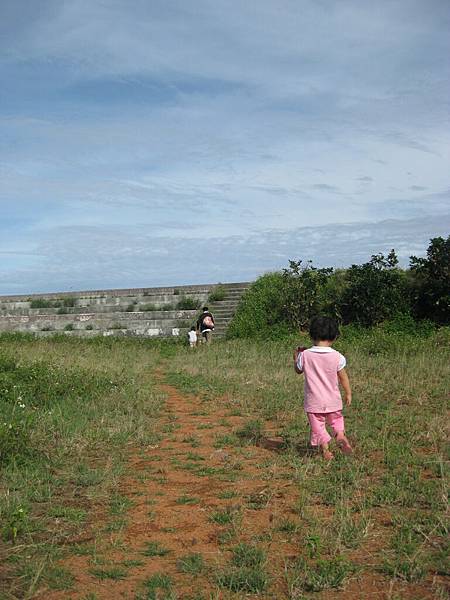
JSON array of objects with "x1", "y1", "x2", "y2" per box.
[
  {"x1": 137, "y1": 572, "x2": 175, "y2": 600},
  {"x1": 209, "y1": 506, "x2": 239, "y2": 525},
  {"x1": 216, "y1": 566, "x2": 268, "y2": 593},
  {"x1": 175, "y1": 495, "x2": 200, "y2": 505},
  {"x1": 90, "y1": 566, "x2": 128, "y2": 580},
  {"x1": 1, "y1": 327, "x2": 448, "y2": 599},
  {"x1": 286, "y1": 556, "x2": 355, "y2": 592},
  {"x1": 165, "y1": 326, "x2": 449, "y2": 597},
  {"x1": 176, "y1": 552, "x2": 205, "y2": 575},
  {"x1": 142, "y1": 541, "x2": 171, "y2": 557},
  {"x1": 0, "y1": 334, "x2": 164, "y2": 597},
  {"x1": 48, "y1": 506, "x2": 87, "y2": 523}
]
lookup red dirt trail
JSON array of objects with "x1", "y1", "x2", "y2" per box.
[{"x1": 36, "y1": 379, "x2": 442, "y2": 600}]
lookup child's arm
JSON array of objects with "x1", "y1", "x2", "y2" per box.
[
  {"x1": 293, "y1": 347, "x2": 305, "y2": 374},
  {"x1": 337, "y1": 368, "x2": 352, "y2": 405}
]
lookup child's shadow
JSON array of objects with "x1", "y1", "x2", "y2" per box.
[
  {"x1": 293, "y1": 442, "x2": 318, "y2": 457},
  {"x1": 258, "y1": 437, "x2": 316, "y2": 458}
]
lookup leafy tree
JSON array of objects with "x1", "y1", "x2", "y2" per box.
[
  {"x1": 339, "y1": 250, "x2": 409, "y2": 326},
  {"x1": 410, "y1": 236, "x2": 450, "y2": 324},
  {"x1": 281, "y1": 260, "x2": 334, "y2": 330}
]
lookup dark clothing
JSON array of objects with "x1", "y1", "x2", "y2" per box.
[{"x1": 197, "y1": 311, "x2": 215, "y2": 332}]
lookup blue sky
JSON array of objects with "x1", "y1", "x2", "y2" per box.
[{"x1": 0, "y1": 0, "x2": 449, "y2": 294}]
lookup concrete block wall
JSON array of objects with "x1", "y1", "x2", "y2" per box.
[{"x1": 0, "y1": 282, "x2": 250, "y2": 339}]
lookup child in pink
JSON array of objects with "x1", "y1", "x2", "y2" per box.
[{"x1": 294, "y1": 316, "x2": 353, "y2": 460}]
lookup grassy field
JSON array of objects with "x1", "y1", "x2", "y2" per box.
[{"x1": 0, "y1": 327, "x2": 448, "y2": 599}]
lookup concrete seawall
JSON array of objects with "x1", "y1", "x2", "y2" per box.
[{"x1": 0, "y1": 282, "x2": 250, "y2": 339}]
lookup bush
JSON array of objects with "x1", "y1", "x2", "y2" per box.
[
  {"x1": 208, "y1": 284, "x2": 226, "y2": 302},
  {"x1": 140, "y1": 303, "x2": 159, "y2": 312},
  {"x1": 228, "y1": 240, "x2": 445, "y2": 338},
  {"x1": 410, "y1": 236, "x2": 450, "y2": 324},
  {"x1": 30, "y1": 299, "x2": 54, "y2": 309},
  {"x1": 62, "y1": 297, "x2": 76, "y2": 308},
  {"x1": 228, "y1": 263, "x2": 338, "y2": 339},
  {"x1": 176, "y1": 297, "x2": 200, "y2": 310},
  {"x1": 227, "y1": 272, "x2": 289, "y2": 339},
  {"x1": 281, "y1": 260, "x2": 334, "y2": 329},
  {"x1": 339, "y1": 250, "x2": 410, "y2": 326}
]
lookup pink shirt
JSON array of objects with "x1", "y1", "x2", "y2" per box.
[{"x1": 297, "y1": 347, "x2": 346, "y2": 413}]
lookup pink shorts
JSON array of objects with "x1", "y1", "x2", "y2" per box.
[{"x1": 307, "y1": 411, "x2": 345, "y2": 447}]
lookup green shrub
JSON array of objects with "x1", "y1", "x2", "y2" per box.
[
  {"x1": 62, "y1": 297, "x2": 76, "y2": 308},
  {"x1": 140, "y1": 303, "x2": 159, "y2": 312},
  {"x1": 161, "y1": 304, "x2": 175, "y2": 311},
  {"x1": 176, "y1": 296, "x2": 200, "y2": 310},
  {"x1": 64, "y1": 324, "x2": 74, "y2": 331},
  {"x1": 208, "y1": 284, "x2": 226, "y2": 302},
  {"x1": 410, "y1": 235, "x2": 450, "y2": 324},
  {"x1": 30, "y1": 298, "x2": 76, "y2": 309},
  {"x1": 339, "y1": 250, "x2": 410, "y2": 326},
  {"x1": 227, "y1": 272, "x2": 289, "y2": 339},
  {"x1": 30, "y1": 299, "x2": 54, "y2": 309},
  {"x1": 228, "y1": 263, "x2": 339, "y2": 339},
  {"x1": 281, "y1": 260, "x2": 335, "y2": 329}
]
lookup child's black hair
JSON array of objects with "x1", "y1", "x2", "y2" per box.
[
  {"x1": 202, "y1": 306, "x2": 208, "y2": 311},
  {"x1": 309, "y1": 316, "x2": 339, "y2": 341},
  {"x1": 190, "y1": 326, "x2": 196, "y2": 331}
]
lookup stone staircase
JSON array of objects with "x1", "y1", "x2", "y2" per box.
[{"x1": 0, "y1": 282, "x2": 250, "y2": 340}]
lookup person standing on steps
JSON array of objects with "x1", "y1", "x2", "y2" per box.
[{"x1": 197, "y1": 306, "x2": 215, "y2": 344}]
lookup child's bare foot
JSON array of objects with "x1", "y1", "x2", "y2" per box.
[
  {"x1": 321, "y1": 445, "x2": 334, "y2": 460},
  {"x1": 336, "y1": 434, "x2": 353, "y2": 455}
]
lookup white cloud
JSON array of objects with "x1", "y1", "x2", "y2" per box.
[{"x1": 0, "y1": 215, "x2": 448, "y2": 295}]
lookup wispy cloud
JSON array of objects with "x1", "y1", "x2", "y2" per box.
[{"x1": 0, "y1": 215, "x2": 448, "y2": 295}]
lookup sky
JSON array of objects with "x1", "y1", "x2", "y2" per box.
[{"x1": 0, "y1": 0, "x2": 449, "y2": 295}]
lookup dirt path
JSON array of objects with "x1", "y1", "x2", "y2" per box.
[{"x1": 39, "y1": 378, "x2": 300, "y2": 600}]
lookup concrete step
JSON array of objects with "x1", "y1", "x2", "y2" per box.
[{"x1": 0, "y1": 281, "x2": 251, "y2": 338}]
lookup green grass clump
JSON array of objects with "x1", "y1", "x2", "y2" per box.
[
  {"x1": 288, "y1": 556, "x2": 355, "y2": 592},
  {"x1": 176, "y1": 296, "x2": 200, "y2": 310},
  {"x1": 216, "y1": 543, "x2": 267, "y2": 593},
  {"x1": 90, "y1": 566, "x2": 128, "y2": 580},
  {"x1": 138, "y1": 572, "x2": 175, "y2": 600},
  {"x1": 235, "y1": 419, "x2": 264, "y2": 444},
  {"x1": 142, "y1": 541, "x2": 171, "y2": 557},
  {"x1": 231, "y1": 543, "x2": 265, "y2": 568},
  {"x1": 176, "y1": 552, "x2": 204, "y2": 574},
  {"x1": 209, "y1": 506, "x2": 238, "y2": 525},
  {"x1": 175, "y1": 495, "x2": 200, "y2": 505},
  {"x1": 216, "y1": 566, "x2": 268, "y2": 593},
  {"x1": 208, "y1": 285, "x2": 226, "y2": 302}
]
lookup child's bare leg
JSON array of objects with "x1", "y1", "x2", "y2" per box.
[{"x1": 327, "y1": 412, "x2": 353, "y2": 455}]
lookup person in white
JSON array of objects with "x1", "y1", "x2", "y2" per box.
[{"x1": 188, "y1": 326, "x2": 198, "y2": 348}]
